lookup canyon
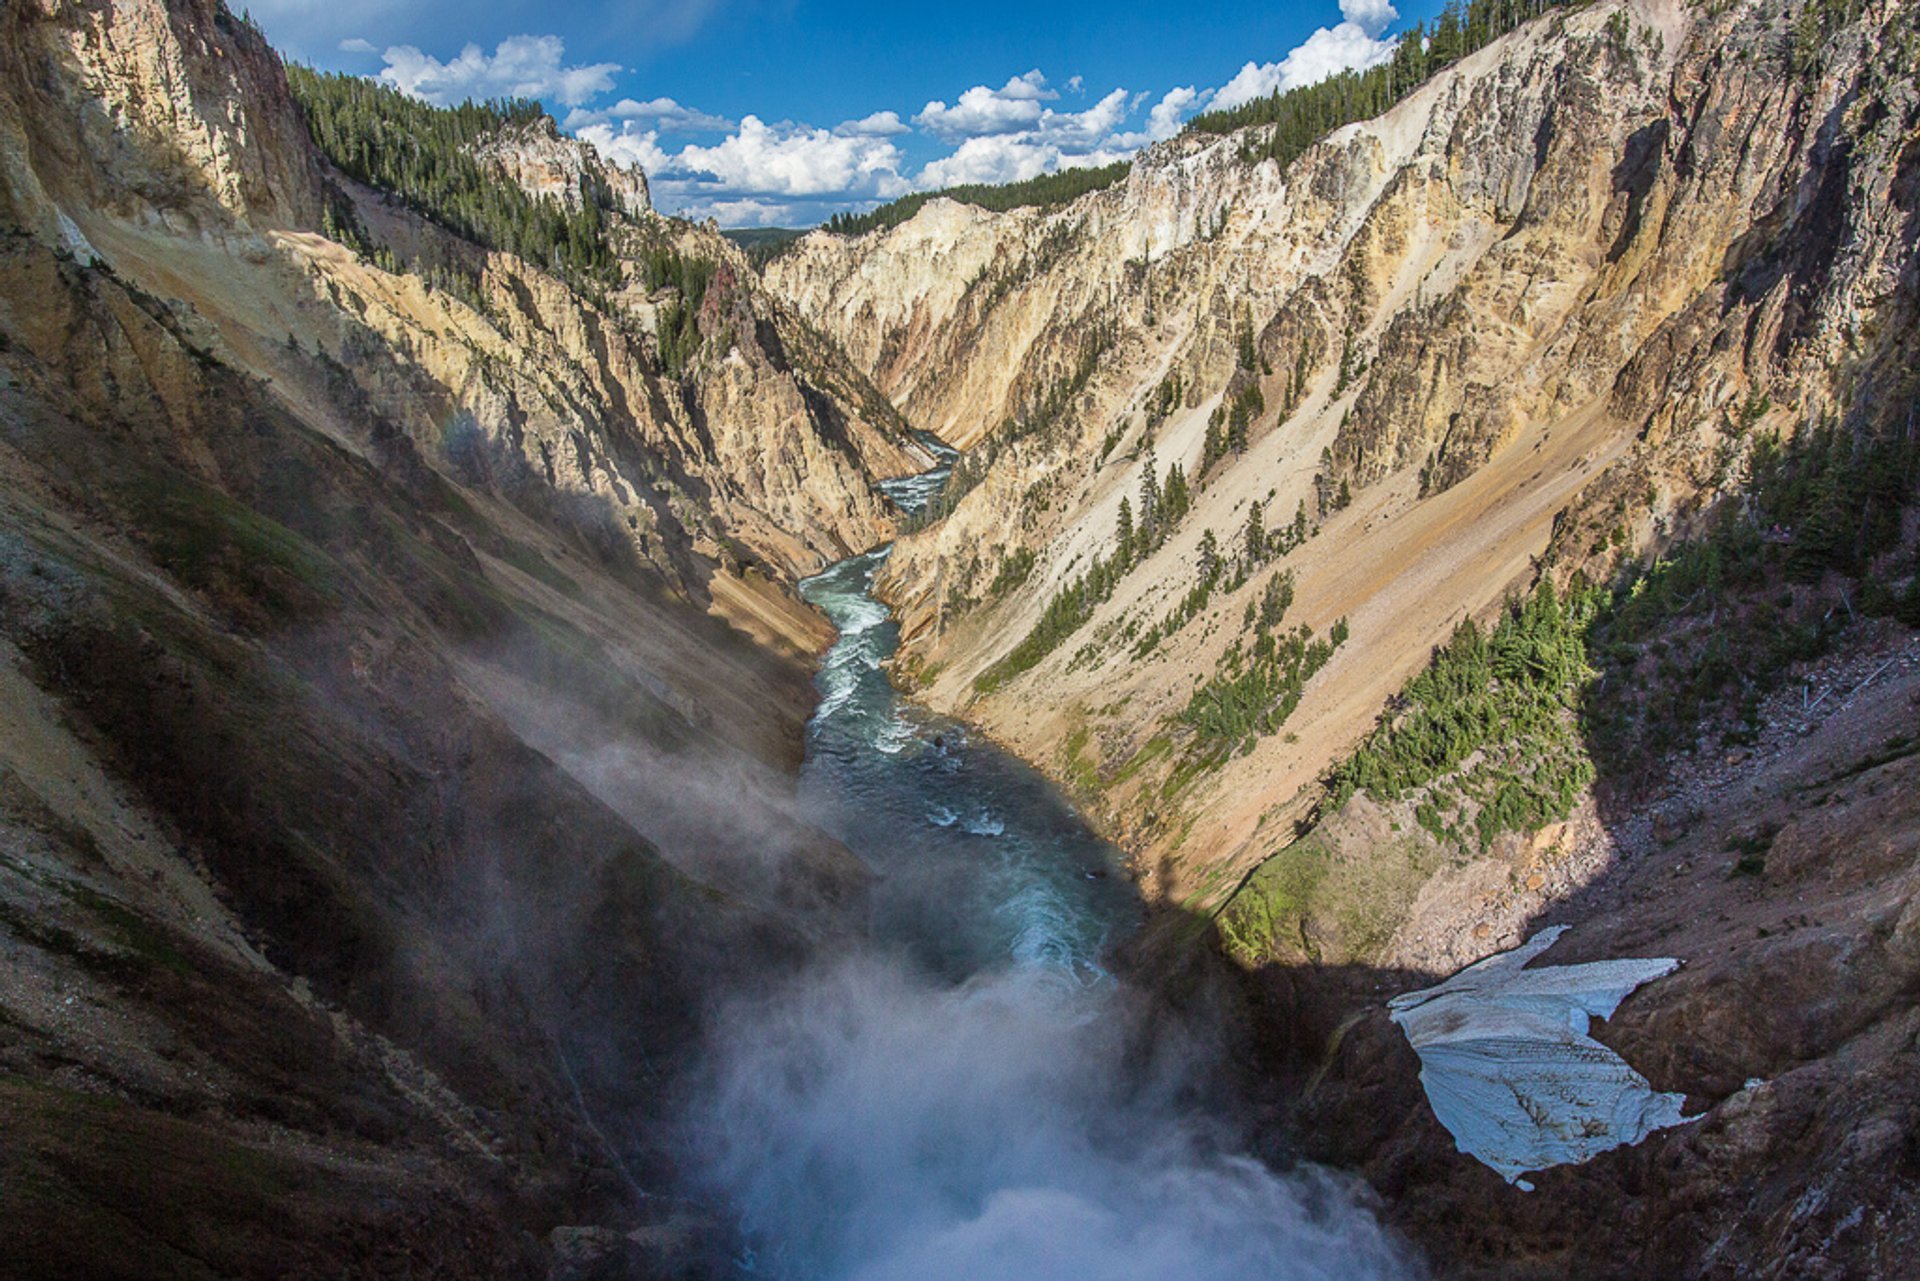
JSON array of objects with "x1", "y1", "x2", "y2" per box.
[
  {"x1": 770, "y1": 0, "x2": 1920, "y2": 1270},
  {"x1": 0, "y1": 0, "x2": 1916, "y2": 1276}
]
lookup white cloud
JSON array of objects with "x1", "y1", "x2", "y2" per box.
[
  {"x1": 916, "y1": 136, "x2": 1058, "y2": 188},
  {"x1": 1034, "y1": 87, "x2": 1131, "y2": 148},
  {"x1": 1209, "y1": 3, "x2": 1400, "y2": 114},
  {"x1": 911, "y1": 79, "x2": 1150, "y2": 189},
  {"x1": 601, "y1": 115, "x2": 909, "y2": 214},
  {"x1": 670, "y1": 116, "x2": 910, "y2": 197},
  {"x1": 913, "y1": 69, "x2": 1059, "y2": 140},
  {"x1": 1340, "y1": 0, "x2": 1399, "y2": 36},
  {"x1": 1146, "y1": 85, "x2": 1204, "y2": 141},
  {"x1": 994, "y1": 69, "x2": 1058, "y2": 101},
  {"x1": 837, "y1": 111, "x2": 911, "y2": 137},
  {"x1": 1108, "y1": 85, "x2": 1211, "y2": 150},
  {"x1": 338, "y1": 37, "x2": 377, "y2": 55},
  {"x1": 576, "y1": 123, "x2": 675, "y2": 176},
  {"x1": 670, "y1": 196, "x2": 798, "y2": 227},
  {"x1": 379, "y1": 35, "x2": 620, "y2": 108},
  {"x1": 565, "y1": 96, "x2": 734, "y2": 134}
]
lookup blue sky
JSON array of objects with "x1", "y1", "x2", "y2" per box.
[{"x1": 248, "y1": 0, "x2": 1441, "y2": 226}]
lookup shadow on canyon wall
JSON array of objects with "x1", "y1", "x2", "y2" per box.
[
  {"x1": 0, "y1": 238, "x2": 855, "y2": 1278},
  {"x1": 1133, "y1": 626, "x2": 1920, "y2": 1280}
]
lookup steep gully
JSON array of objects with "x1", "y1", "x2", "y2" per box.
[{"x1": 680, "y1": 443, "x2": 1418, "y2": 1277}]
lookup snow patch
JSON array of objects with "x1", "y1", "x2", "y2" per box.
[{"x1": 1389, "y1": 925, "x2": 1692, "y2": 1188}]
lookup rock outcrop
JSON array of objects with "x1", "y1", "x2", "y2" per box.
[
  {"x1": 474, "y1": 115, "x2": 652, "y2": 216},
  {"x1": 0, "y1": 0, "x2": 904, "y2": 1273}
]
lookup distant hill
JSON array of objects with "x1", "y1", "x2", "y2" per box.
[{"x1": 721, "y1": 226, "x2": 808, "y2": 267}]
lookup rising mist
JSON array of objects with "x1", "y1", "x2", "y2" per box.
[{"x1": 682, "y1": 951, "x2": 1418, "y2": 1280}]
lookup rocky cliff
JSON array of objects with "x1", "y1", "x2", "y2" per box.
[
  {"x1": 1, "y1": 0, "x2": 926, "y2": 645},
  {"x1": 769, "y1": 0, "x2": 1916, "y2": 902},
  {"x1": 0, "y1": 0, "x2": 907, "y2": 1274},
  {"x1": 474, "y1": 115, "x2": 653, "y2": 217},
  {"x1": 766, "y1": 0, "x2": 1920, "y2": 1272}
]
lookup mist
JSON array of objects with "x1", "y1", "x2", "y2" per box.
[
  {"x1": 682, "y1": 951, "x2": 1420, "y2": 1281},
  {"x1": 440, "y1": 501, "x2": 1424, "y2": 1279}
]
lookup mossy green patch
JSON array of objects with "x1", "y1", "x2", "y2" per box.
[
  {"x1": 1217, "y1": 830, "x2": 1442, "y2": 967},
  {"x1": 64, "y1": 885, "x2": 193, "y2": 977},
  {"x1": 1060, "y1": 723, "x2": 1102, "y2": 796},
  {"x1": 122, "y1": 472, "x2": 341, "y2": 621},
  {"x1": 1109, "y1": 732, "x2": 1171, "y2": 791}
]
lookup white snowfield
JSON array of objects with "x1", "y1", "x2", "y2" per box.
[{"x1": 1389, "y1": 926, "x2": 1692, "y2": 1190}]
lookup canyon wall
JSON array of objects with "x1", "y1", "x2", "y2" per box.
[
  {"x1": 0, "y1": 0, "x2": 927, "y2": 638},
  {"x1": 770, "y1": 0, "x2": 1918, "y2": 909},
  {"x1": 0, "y1": 0, "x2": 906, "y2": 1272},
  {"x1": 766, "y1": 0, "x2": 1920, "y2": 1272}
]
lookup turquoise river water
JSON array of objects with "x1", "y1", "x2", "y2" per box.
[{"x1": 684, "y1": 441, "x2": 1415, "y2": 1281}]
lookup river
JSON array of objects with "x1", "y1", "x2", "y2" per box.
[{"x1": 683, "y1": 441, "x2": 1415, "y2": 1280}]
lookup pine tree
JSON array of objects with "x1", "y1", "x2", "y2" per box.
[
  {"x1": 1243, "y1": 501, "x2": 1266, "y2": 566},
  {"x1": 1164, "y1": 463, "x2": 1191, "y2": 524},
  {"x1": 1228, "y1": 401, "x2": 1250, "y2": 455},
  {"x1": 1259, "y1": 571, "x2": 1295, "y2": 630},
  {"x1": 1139, "y1": 448, "x2": 1161, "y2": 543},
  {"x1": 1203, "y1": 407, "x2": 1226, "y2": 471},
  {"x1": 286, "y1": 66, "x2": 621, "y2": 292}
]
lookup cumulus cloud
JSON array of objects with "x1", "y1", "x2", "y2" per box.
[
  {"x1": 911, "y1": 78, "x2": 1143, "y2": 188},
  {"x1": 916, "y1": 136, "x2": 1059, "y2": 188},
  {"x1": 1145, "y1": 86, "x2": 1205, "y2": 141},
  {"x1": 1037, "y1": 87, "x2": 1132, "y2": 148},
  {"x1": 1210, "y1": 0, "x2": 1400, "y2": 113},
  {"x1": 564, "y1": 95, "x2": 734, "y2": 134},
  {"x1": 1340, "y1": 0, "x2": 1400, "y2": 35},
  {"x1": 672, "y1": 197, "x2": 800, "y2": 227},
  {"x1": 586, "y1": 115, "x2": 908, "y2": 220},
  {"x1": 575, "y1": 123, "x2": 675, "y2": 176},
  {"x1": 1108, "y1": 85, "x2": 1212, "y2": 151},
  {"x1": 379, "y1": 35, "x2": 620, "y2": 108},
  {"x1": 917, "y1": 139, "x2": 1133, "y2": 189},
  {"x1": 914, "y1": 69, "x2": 1058, "y2": 140},
  {"x1": 837, "y1": 110, "x2": 911, "y2": 137},
  {"x1": 672, "y1": 116, "x2": 910, "y2": 197}
]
